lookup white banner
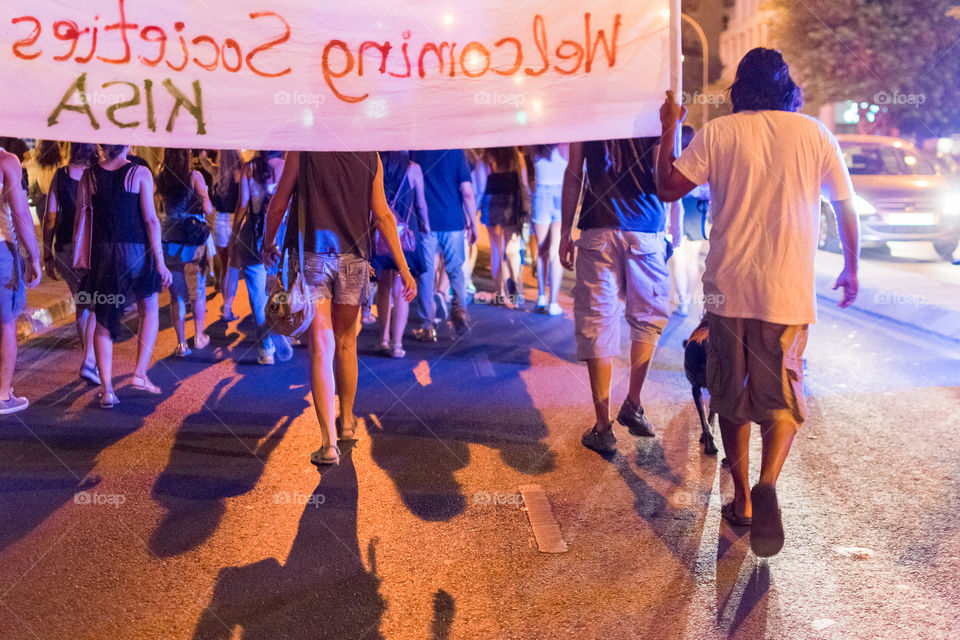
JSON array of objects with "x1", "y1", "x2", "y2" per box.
[{"x1": 0, "y1": 0, "x2": 680, "y2": 151}]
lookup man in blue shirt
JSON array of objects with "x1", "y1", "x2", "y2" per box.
[{"x1": 410, "y1": 149, "x2": 478, "y2": 340}]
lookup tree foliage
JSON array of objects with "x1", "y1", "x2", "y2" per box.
[{"x1": 772, "y1": 0, "x2": 960, "y2": 136}]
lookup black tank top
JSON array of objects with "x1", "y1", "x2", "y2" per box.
[
  {"x1": 52, "y1": 166, "x2": 78, "y2": 251},
  {"x1": 91, "y1": 163, "x2": 149, "y2": 245}
]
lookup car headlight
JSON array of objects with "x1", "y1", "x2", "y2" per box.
[
  {"x1": 942, "y1": 194, "x2": 960, "y2": 216},
  {"x1": 853, "y1": 194, "x2": 877, "y2": 216}
]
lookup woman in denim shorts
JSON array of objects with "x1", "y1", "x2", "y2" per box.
[{"x1": 263, "y1": 151, "x2": 417, "y2": 466}]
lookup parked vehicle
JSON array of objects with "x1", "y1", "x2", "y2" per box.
[{"x1": 819, "y1": 135, "x2": 960, "y2": 261}]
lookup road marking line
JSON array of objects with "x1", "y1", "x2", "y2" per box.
[
  {"x1": 472, "y1": 355, "x2": 495, "y2": 377},
  {"x1": 520, "y1": 484, "x2": 567, "y2": 553}
]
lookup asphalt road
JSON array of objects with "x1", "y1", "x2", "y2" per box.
[{"x1": 0, "y1": 266, "x2": 958, "y2": 640}]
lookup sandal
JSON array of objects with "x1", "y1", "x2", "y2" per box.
[
  {"x1": 175, "y1": 343, "x2": 192, "y2": 358},
  {"x1": 376, "y1": 340, "x2": 391, "y2": 355},
  {"x1": 310, "y1": 444, "x2": 341, "y2": 466},
  {"x1": 721, "y1": 502, "x2": 752, "y2": 527},
  {"x1": 220, "y1": 306, "x2": 238, "y2": 323},
  {"x1": 336, "y1": 415, "x2": 359, "y2": 441},
  {"x1": 194, "y1": 333, "x2": 211, "y2": 350},
  {"x1": 391, "y1": 345, "x2": 406, "y2": 359},
  {"x1": 99, "y1": 392, "x2": 120, "y2": 409},
  {"x1": 131, "y1": 376, "x2": 162, "y2": 395},
  {"x1": 79, "y1": 363, "x2": 101, "y2": 386}
]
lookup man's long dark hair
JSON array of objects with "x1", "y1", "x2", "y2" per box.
[{"x1": 730, "y1": 48, "x2": 803, "y2": 114}]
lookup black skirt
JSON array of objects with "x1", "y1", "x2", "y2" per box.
[{"x1": 83, "y1": 242, "x2": 162, "y2": 340}]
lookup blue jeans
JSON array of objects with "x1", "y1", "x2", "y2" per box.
[
  {"x1": 416, "y1": 230, "x2": 467, "y2": 329},
  {"x1": 240, "y1": 263, "x2": 274, "y2": 352}
]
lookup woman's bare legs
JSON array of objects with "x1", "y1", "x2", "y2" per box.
[
  {"x1": 308, "y1": 299, "x2": 337, "y2": 450},
  {"x1": 391, "y1": 276, "x2": 410, "y2": 352},
  {"x1": 193, "y1": 267, "x2": 208, "y2": 344},
  {"x1": 93, "y1": 323, "x2": 114, "y2": 398},
  {"x1": 134, "y1": 295, "x2": 160, "y2": 381},
  {"x1": 488, "y1": 225, "x2": 505, "y2": 297},
  {"x1": 545, "y1": 221, "x2": 562, "y2": 306},
  {"x1": 375, "y1": 271, "x2": 393, "y2": 347},
  {"x1": 79, "y1": 309, "x2": 96, "y2": 369},
  {"x1": 503, "y1": 226, "x2": 523, "y2": 302},
  {"x1": 332, "y1": 302, "x2": 361, "y2": 425},
  {"x1": 170, "y1": 296, "x2": 187, "y2": 348}
]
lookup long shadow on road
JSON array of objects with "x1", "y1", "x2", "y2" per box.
[{"x1": 192, "y1": 456, "x2": 388, "y2": 640}]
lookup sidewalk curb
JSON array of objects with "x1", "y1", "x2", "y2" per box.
[
  {"x1": 16, "y1": 293, "x2": 76, "y2": 344},
  {"x1": 816, "y1": 272, "x2": 960, "y2": 342}
]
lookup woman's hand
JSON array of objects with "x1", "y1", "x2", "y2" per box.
[
  {"x1": 399, "y1": 268, "x2": 417, "y2": 302},
  {"x1": 158, "y1": 263, "x2": 173, "y2": 288}
]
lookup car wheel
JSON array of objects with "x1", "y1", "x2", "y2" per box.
[
  {"x1": 818, "y1": 201, "x2": 842, "y2": 253},
  {"x1": 934, "y1": 240, "x2": 958, "y2": 261}
]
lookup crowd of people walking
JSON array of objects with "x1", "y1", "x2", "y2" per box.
[{"x1": 0, "y1": 48, "x2": 862, "y2": 558}]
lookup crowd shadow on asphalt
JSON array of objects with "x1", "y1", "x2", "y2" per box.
[
  {"x1": 0, "y1": 338, "x2": 161, "y2": 552},
  {"x1": 148, "y1": 322, "x2": 310, "y2": 557},
  {"x1": 358, "y1": 303, "x2": 562, "y2": 522},
  {"x1": 192, "y1": 456, "x2": 388, "y2": 640}
]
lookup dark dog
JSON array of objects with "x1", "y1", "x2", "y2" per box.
[{"x1": 683, "y1": 319, "x2": 719, "y2": 455}]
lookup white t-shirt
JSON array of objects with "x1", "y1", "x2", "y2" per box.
[{"x1": 674, "y1": 111, "x2": 853, "y2": 325}]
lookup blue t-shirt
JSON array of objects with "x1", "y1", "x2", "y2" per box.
[
  {"x1": 578, "y1": 138, "x2": 665, "y2": 233},
  {"x1": 411, "y1": 149, "x2": 471, "y2": 232}
]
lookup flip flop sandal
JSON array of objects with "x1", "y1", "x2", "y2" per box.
[
  {"x1": 310, "y1": 444, "x2": 341, "y2": 466},
  {"x1": 750, "y1": 484, "x2": 785, "y2": 557},
  {"x1": 131, "y1": 376, "x2": 162, "y2": 395},
  {"x1": 721, "y1": 502, "x2": 752, "y2": 527}
]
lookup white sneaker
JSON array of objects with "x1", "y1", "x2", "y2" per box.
[
  {"x1": 547, "y1": 303, "x2": 563, "y2": 316},
  {"x1": 0, "y1": 392, "x2": 28, "y2": 415},
  {"x1": 258, "y1": 346, "x2": 276, "y2": 366}
]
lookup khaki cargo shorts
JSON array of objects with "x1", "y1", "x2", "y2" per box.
[
  {"x1": 573, "y1": 229, "x2": 671, "y2": 360},
  {"x1": 706, "y1": 313, "x2": 808, "y2": 426}
]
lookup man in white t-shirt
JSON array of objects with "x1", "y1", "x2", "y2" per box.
[{"x1": 656, "y1": 48, "x2": 861, "y2": 557}]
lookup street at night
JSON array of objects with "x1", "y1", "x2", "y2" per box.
[{"x1": 0, "y1": 251, "x2": 957, "y2": 639}]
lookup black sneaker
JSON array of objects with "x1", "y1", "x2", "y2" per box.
[
  {"x1": 581, "y1": 425, "x2": 617, "y2": 453},
  {"x1": 617, "y1": 398, "x2": 655, "y2": 437}
]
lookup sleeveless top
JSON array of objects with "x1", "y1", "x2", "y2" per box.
[
  {"x1": 535, "y1": 147, "x2": 567, "y2": 187},
  {"x1": 51, "y1": 166, "x2": 79, "y2": 251},
  {"x1": 91, "y1": 163, "x2": 148, "y2": 245},
  {"x1": 287, "y1": 151, "x2": 378, "y2": 258},
  {"x1": 162, "y1": 181, "x2": 204, "y2": 224},
  {"x1": 210, "y1": 178, "x2": 240, "y2": 214},
  {"x1": 579, "y1": 138, "x2": 665, "y2": 233}
]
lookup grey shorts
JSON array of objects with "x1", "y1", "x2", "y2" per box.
[
  {"x1": 0, "y1": 241, "x2": 26, "y2": 324},
  {"x1": 301, "y1": 253, "x2": 369, "y2": 306},
  {"x1": 573, "y1": 229, "x2": 671, "y2": 360}
]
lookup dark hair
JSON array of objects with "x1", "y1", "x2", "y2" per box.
[
  {"x1": 35, "y1": 140, "x2": 62, "y2": 169},
  {"x1": 100, "y1": 144, "x2": 128, "y2": 162},
  {"x1": 380, "y1": 151, "x2": 410, "y2": 202},
  {"x1": 156, "y1": 148, "x2": 193, "y2": 198},
  {"x1": 729, "y1": 48, "x2": 803, "y2": 114},
  {"x1": 485, "y1": 147, "x2": 521, "y2": 173},
  {"x1": 246, "y1": 151, "x2": 272, "y2": 187},
  {"x1": 681, "y1": 125, "x2": 696, "y2": 150},
  {"x1": 530, "y1": 144, "x2": 557, "y2": 161},
  {"x1": 68, "y1": 142, "x2": 98, "y2": 168},
  {"x1": 215, "y1": 149, "x2": 241, "y2": 194}
]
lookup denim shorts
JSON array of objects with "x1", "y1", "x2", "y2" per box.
[
  {"x1": 300, "y1": 252, "x2": 369, "y2": 306},
  {"x1": 0, "y1": 241, "x2": 26, "y2": 324},
  {"x1": 532, "y1": 184, "x2": 563, "y2": 225}
]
